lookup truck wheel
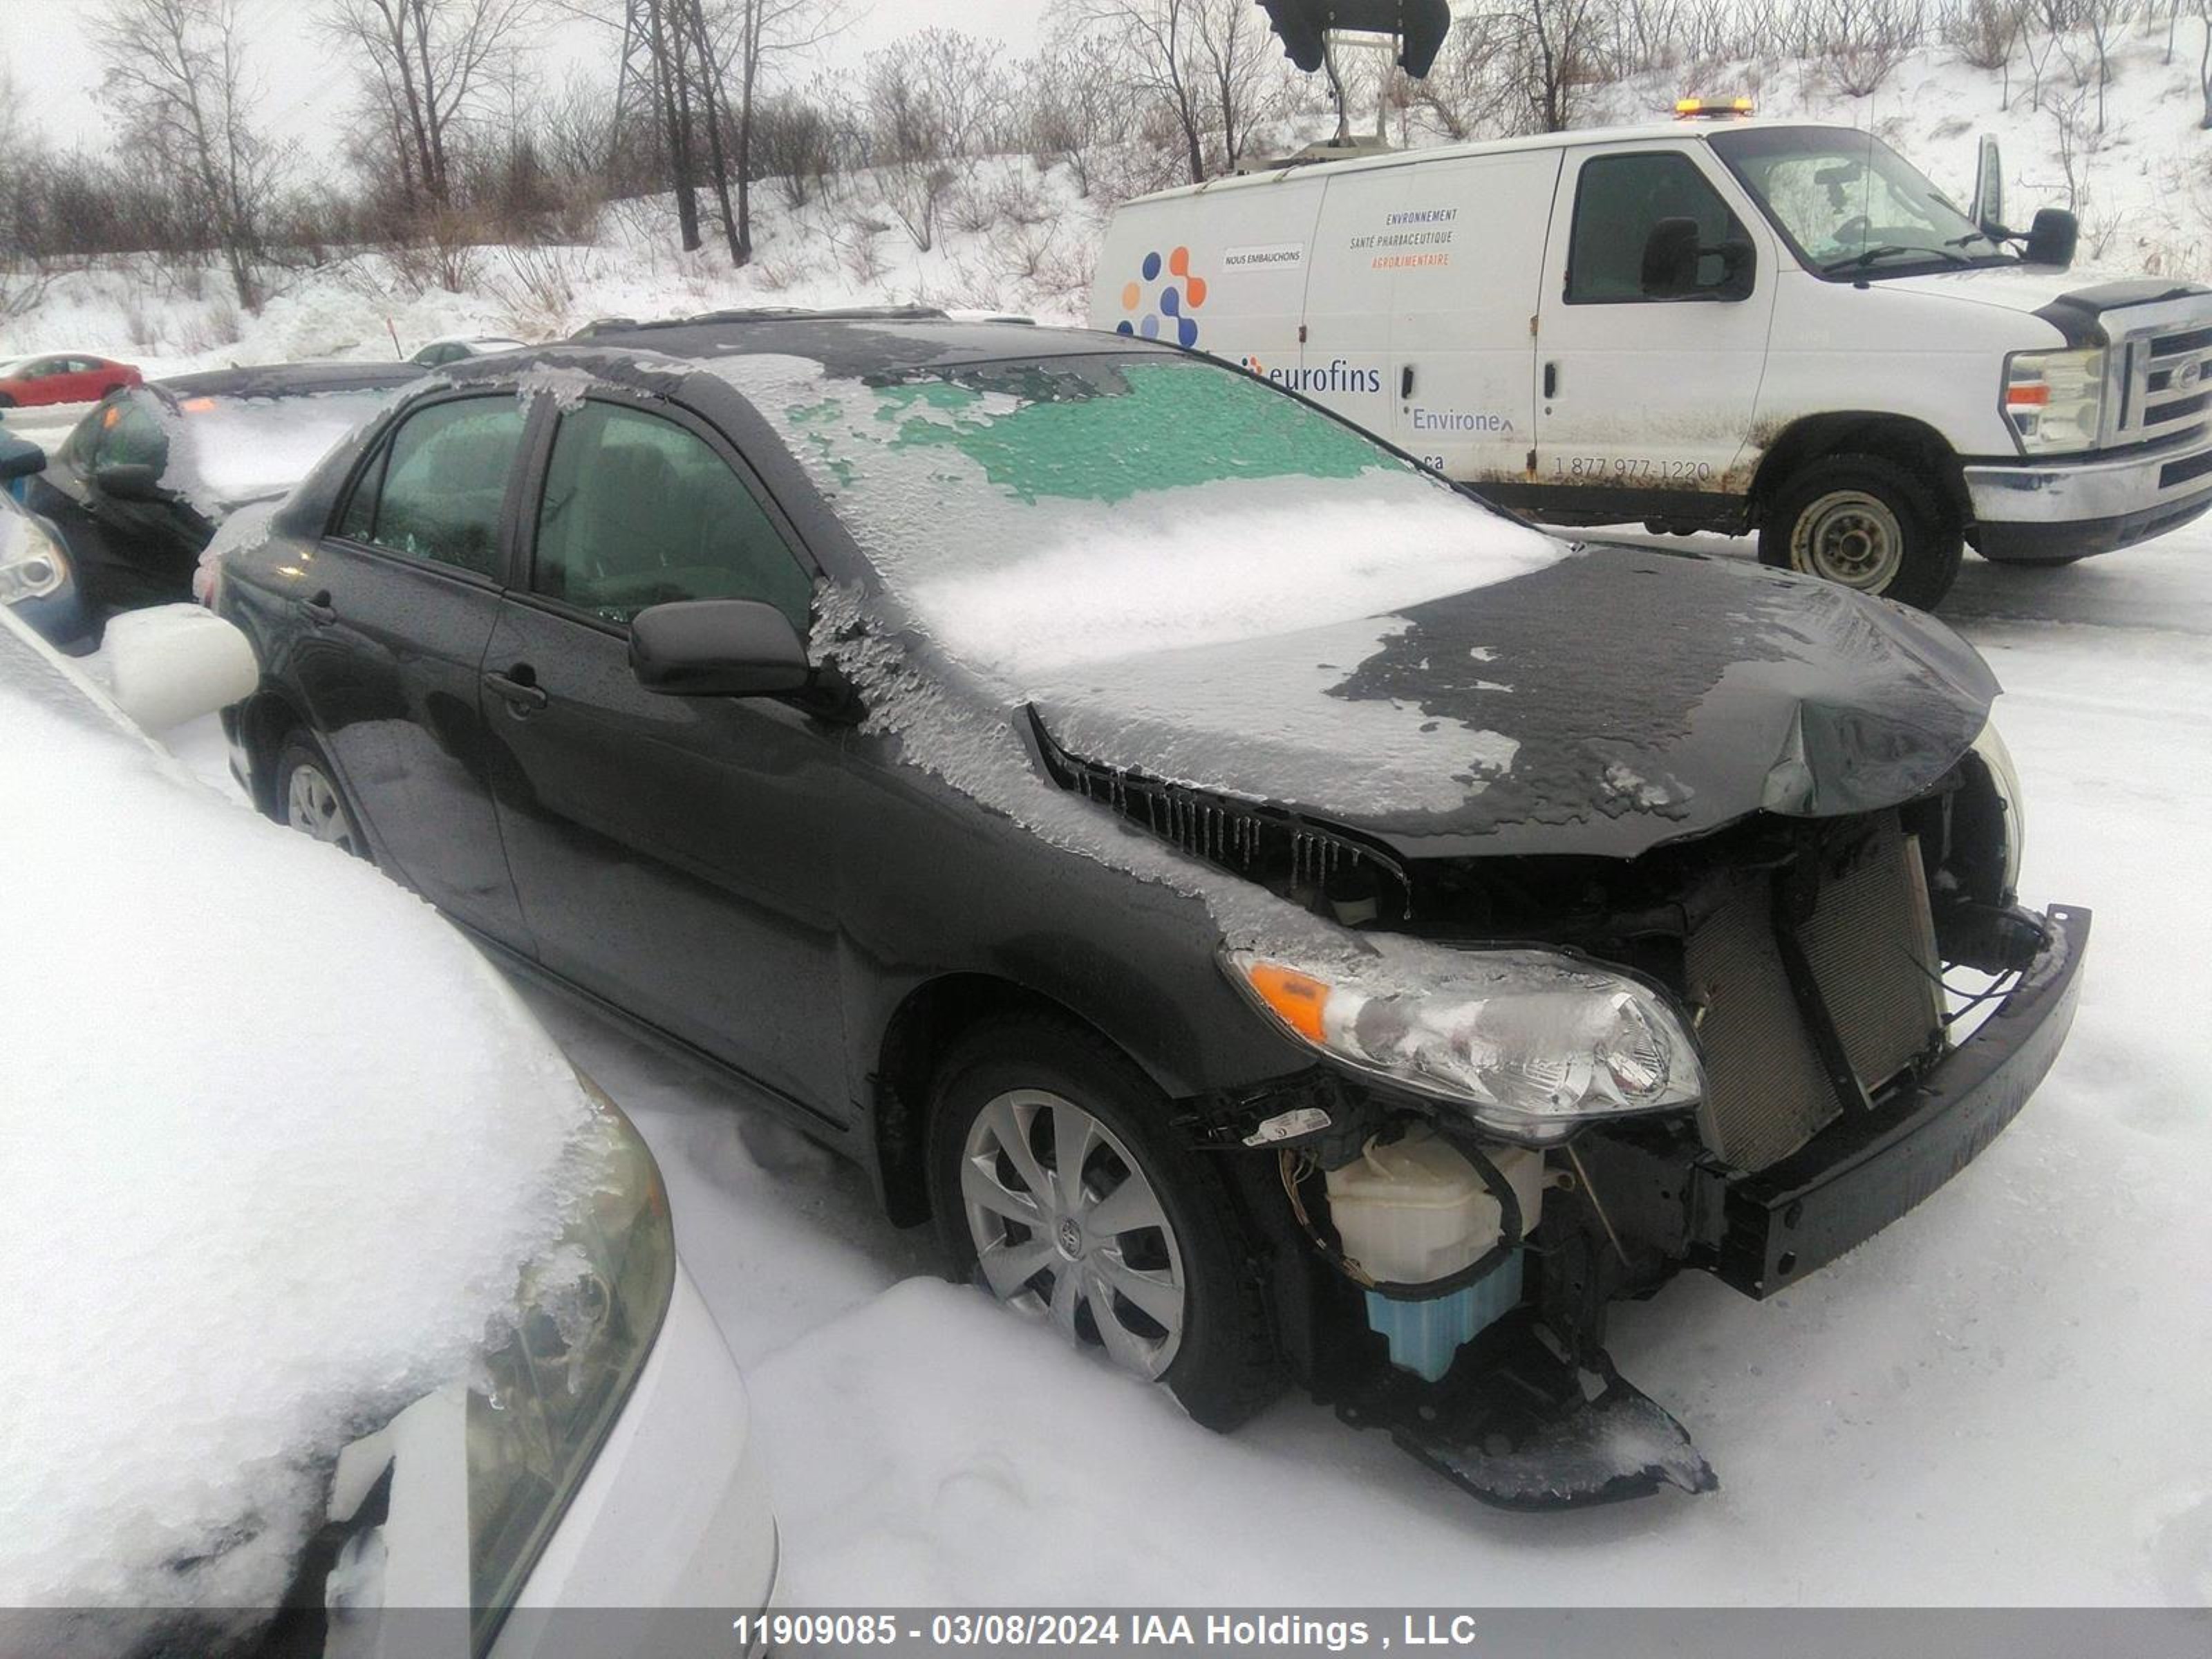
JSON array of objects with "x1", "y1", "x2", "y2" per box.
[
  {"x1": 926, "y1": 1014, "x2": 1281, "y2": 1432},
  {"x1": 1759, "y1": 454, "x2": 1962, "y2": 610}
]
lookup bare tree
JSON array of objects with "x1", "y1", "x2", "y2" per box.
[
  {"x1": 720, "y1": 0, "x2": 855, "y2": 263},
  {"x1": 1191, "y1": 0, "x2": 1277, "y2": 172},
  {"x1": 1027, "y1": 28, "x2": 1141, "y2": 196},
  {"x1": 93, "y1": 0, "x2": 284, "y2": 310},
  {"x1": 859, "y1": 30, "x2": 1002, "y2": 252},
  {"x1": 322, "y1": 0, "x2": 543, "y2": 212},
  {"x1": 1074, "y1": 0, "x2": 1212, "y2": 183},
  {"x1": 1481, "y1": 0, "x2": 1614, "y2": 133}
]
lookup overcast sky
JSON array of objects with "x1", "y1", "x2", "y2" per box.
[{"x1": 1, "y1": 0, "x2": 1047, "y2": 158}]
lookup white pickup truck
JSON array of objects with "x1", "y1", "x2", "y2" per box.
[{"x1": 1091, "y1": 113, "x2": 2212, "y2": 608}]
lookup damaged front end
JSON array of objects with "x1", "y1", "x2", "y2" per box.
[{"x1": 1034, "y1": 706, "x2": 2088, "y2": 1510}]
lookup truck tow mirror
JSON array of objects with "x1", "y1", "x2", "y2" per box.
[
  {"x1": 1640, "y1": 218, "x2": 1703, "y2": 298},
  {"x1": 1971, "y1": 134, "x2": 2005, "y2": 236},
  {"x1": 2024, "y1": 207, "x2": 2078, "y2": 270}
]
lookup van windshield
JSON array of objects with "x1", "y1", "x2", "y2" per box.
[{"x1": 1708, "y1": 126, "x2": 2009, "y2": 278}]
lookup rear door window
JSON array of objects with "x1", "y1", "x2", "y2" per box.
[
  {"x1": 1566, "y1": 151, "x2": 1745, "y2": 303},
  {"x1": 344, "y1": 395, "x2": 528, "y2": 579},
  {"x1": 529, "y1": 401, "x2": 813, "y2": 628}
]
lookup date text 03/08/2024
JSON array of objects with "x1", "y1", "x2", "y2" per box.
[{"x1": 726, "y1": 1612, "x2": 1485, "y2": 1651}]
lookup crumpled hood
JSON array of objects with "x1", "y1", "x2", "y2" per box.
[{"x1": 1028, "y1": 544, "x2": 1998, "y2": 860}]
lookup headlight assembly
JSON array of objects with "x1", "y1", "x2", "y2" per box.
[
  {"x1": 2004, "y1": 346, "x2": 2106, "y2": 453},
  {"x1": 465, "y1": 1069, "x2": 675, "y2": 1647},
  {"x1": 1223, "y1": 942, "x2": 1704, "y2": 1144},
  {"x1": 0, "y1": 518, "x2": 68, "y2": 606},
  {"x1": 1969, "y1": 715, "x2": 2025, "y2": 899}
]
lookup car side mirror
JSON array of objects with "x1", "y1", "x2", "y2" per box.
[
  {"x1": 2024, "y1": 207, "x2": 2079, "y2": 270},
  {"x1": 97, "y1": 603, "x2": 260, "y2": 732},
  {"x1": 93, "y1": 460, "x2": 167, "y2": 501},
  {"x1": 0, "y1": 437, "x2": 45, "y2": 483},
  {"x1": 630, "y1": 598, "x2": 812, "y2": 697}
]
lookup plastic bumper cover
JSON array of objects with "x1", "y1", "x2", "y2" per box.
[
  {"x1": 1967, "y1": 440, "x2": 2212, "y2": 559},
  {"x1": 1697, "y1": 903, "x2": 2090, "y2": 1298}
]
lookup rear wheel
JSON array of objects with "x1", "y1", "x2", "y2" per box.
[
  {"x1": 1759, "y1": 453, "x2": 1962, "y2": 610},
  {"x1": 275, "y1": 729, "x2": 368, "y2": 860},
  {"x1": 926, "y1": 1015, "x2": 1280, "y2": 1430}
]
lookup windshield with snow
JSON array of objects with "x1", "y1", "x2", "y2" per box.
[
  {"x1": 1709, "y1": 126, "x2": 2005, "y2": 276},
  {"x1": 733, "y1": 352, "x2": 1565, "y2": 684}
]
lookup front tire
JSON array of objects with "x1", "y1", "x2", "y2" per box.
[
  {"x1": 274, "y1": 728, "x2": 368, "y2": 860},
  {"x1": 1759, "y1": 453, "x2": 1962, "y2": 610},
  {"x1": 926, "y1": 1015, "x2": 1280, "y2": 1431}
]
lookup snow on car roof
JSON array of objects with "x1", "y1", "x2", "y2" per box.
[{"x1": 0, "y1": 613, "x2": 601, "y2": 1612}]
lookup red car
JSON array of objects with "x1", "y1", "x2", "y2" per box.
[{"x1": 0, "y1": 353, "x2": 142, "y2": 409}]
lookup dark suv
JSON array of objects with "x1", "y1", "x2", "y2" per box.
[{"x1": 212, "y1": 312, "x2": 2087, "y2": 1508}]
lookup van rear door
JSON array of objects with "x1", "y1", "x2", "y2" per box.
[
  {"x1": 1385, "y1": 149, "x2": 1561, "y2": 487},
  {"x1": 1095, "y1": 176, "x2": 1324, "y2": 388},
  {"x1": 1531, "y1": 140, "x2": 1775, "y2": 520}
]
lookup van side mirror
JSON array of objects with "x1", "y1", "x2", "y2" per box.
[
  {"x1": 630, "y1": 598, "x2": 812, "y2": 697},
  {"x1": 1640, "y1": 218, "x2": 1752, "y2": 300},
  {"x1": 1641, "y1": 218, "x2": 1703, "y2": 297},
  {"x1": 93, "y1": 460, "x2": 167, "y2": 501},
  {"x1": 2024, "y1": 207, "x2": 2078, "y2": 270},
  {"x1": 1971, "y1": 133, "x2": 2005, "y2": 236}
]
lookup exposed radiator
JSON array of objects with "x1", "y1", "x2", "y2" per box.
[{"x1": 1685, "y1": 816, "x2": 1942, "y2": 1172}]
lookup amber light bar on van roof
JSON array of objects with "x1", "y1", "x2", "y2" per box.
[{"x1": 1674, "y1": 96, "x2": 1755, "y2": 120}]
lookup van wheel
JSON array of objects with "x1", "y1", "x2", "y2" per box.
[
  {"x1": 1759, "y1": 454, "x2": 1962, "y2": 610},
  {"x1": 926, "y1": 1015, "x2": 1281, "y2": 1431},
  {"x1": 275, "y1": 729, "x2": 369, "y2": 861}
]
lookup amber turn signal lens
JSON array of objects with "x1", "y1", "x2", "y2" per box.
[{"x1": 1244, "y1": 962, "x2": 1331, "y2": 1044}]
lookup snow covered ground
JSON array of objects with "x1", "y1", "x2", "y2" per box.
[{"x1": 161, "y1": 525, "x2": 2212, "y2": 1608}]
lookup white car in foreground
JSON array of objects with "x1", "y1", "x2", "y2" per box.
[{"x1": 0, "y1": 605, "x2": 776, "y2": 1656}]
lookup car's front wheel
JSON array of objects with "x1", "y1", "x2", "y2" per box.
[
  {"x1": 275, "y1": 729, "x2": 368, "y2": 860},
  {"x1": 926, "y1": 1015, "x2": 1280, "y2": 1430}
]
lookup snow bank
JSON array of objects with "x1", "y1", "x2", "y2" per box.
[{"x1": 0, "y1": 625, "x2": 600, "y2": 1613}]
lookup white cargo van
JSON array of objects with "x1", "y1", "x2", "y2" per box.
[{"x1": 1091, "y1": 115, "x2": 2212, "y2": 608}]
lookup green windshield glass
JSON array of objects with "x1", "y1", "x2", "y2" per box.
[{"x1": 853, "y1": 359, "x2": 1398, "y2": 504}]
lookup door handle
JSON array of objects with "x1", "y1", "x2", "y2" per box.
[
  {"x1": 1400, "y1": 364, "x2": 1415, "y2": 399},
  {"x1": 1542, "y1": 362, "x2": 1558, "y2": 399},
  {"x1": 301, "y1": 590, "x2": 336, "y2": 626},
  {"x1": 484, "y1": 668, "x2": 549, "y2": 714}
]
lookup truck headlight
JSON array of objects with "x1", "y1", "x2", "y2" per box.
[
  {"x1": 0, "y1": 518, "x2": 68, "y2": 605},
  {"x1": 2005, "y1": 346, "x2": 2106, "y2": 453},
  {"x1": 1969, "y1": 716, "x2": 2025, "y2": 899},
  {"x1": 1223, "y1": 942, "x2": 1704, "y2": 1144},
  {"x1": 465, "y1": 1070, "x2": 675, "y2": 1647}
]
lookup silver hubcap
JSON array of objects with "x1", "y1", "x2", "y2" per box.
[
  {"x1": 960, "y1": 1088, "x2": 1186, "y2": 1379},
  {"x1": 285, "y1": 762, "x2": 359, "y2": 855},
  {"x1": 1792, "y1": 489, "x2": 1904, "y2": 590}
]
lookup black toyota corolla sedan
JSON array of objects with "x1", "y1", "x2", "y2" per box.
[{"x1": 211, "y1": 310, "x2": 2088, "y2": 1507}]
